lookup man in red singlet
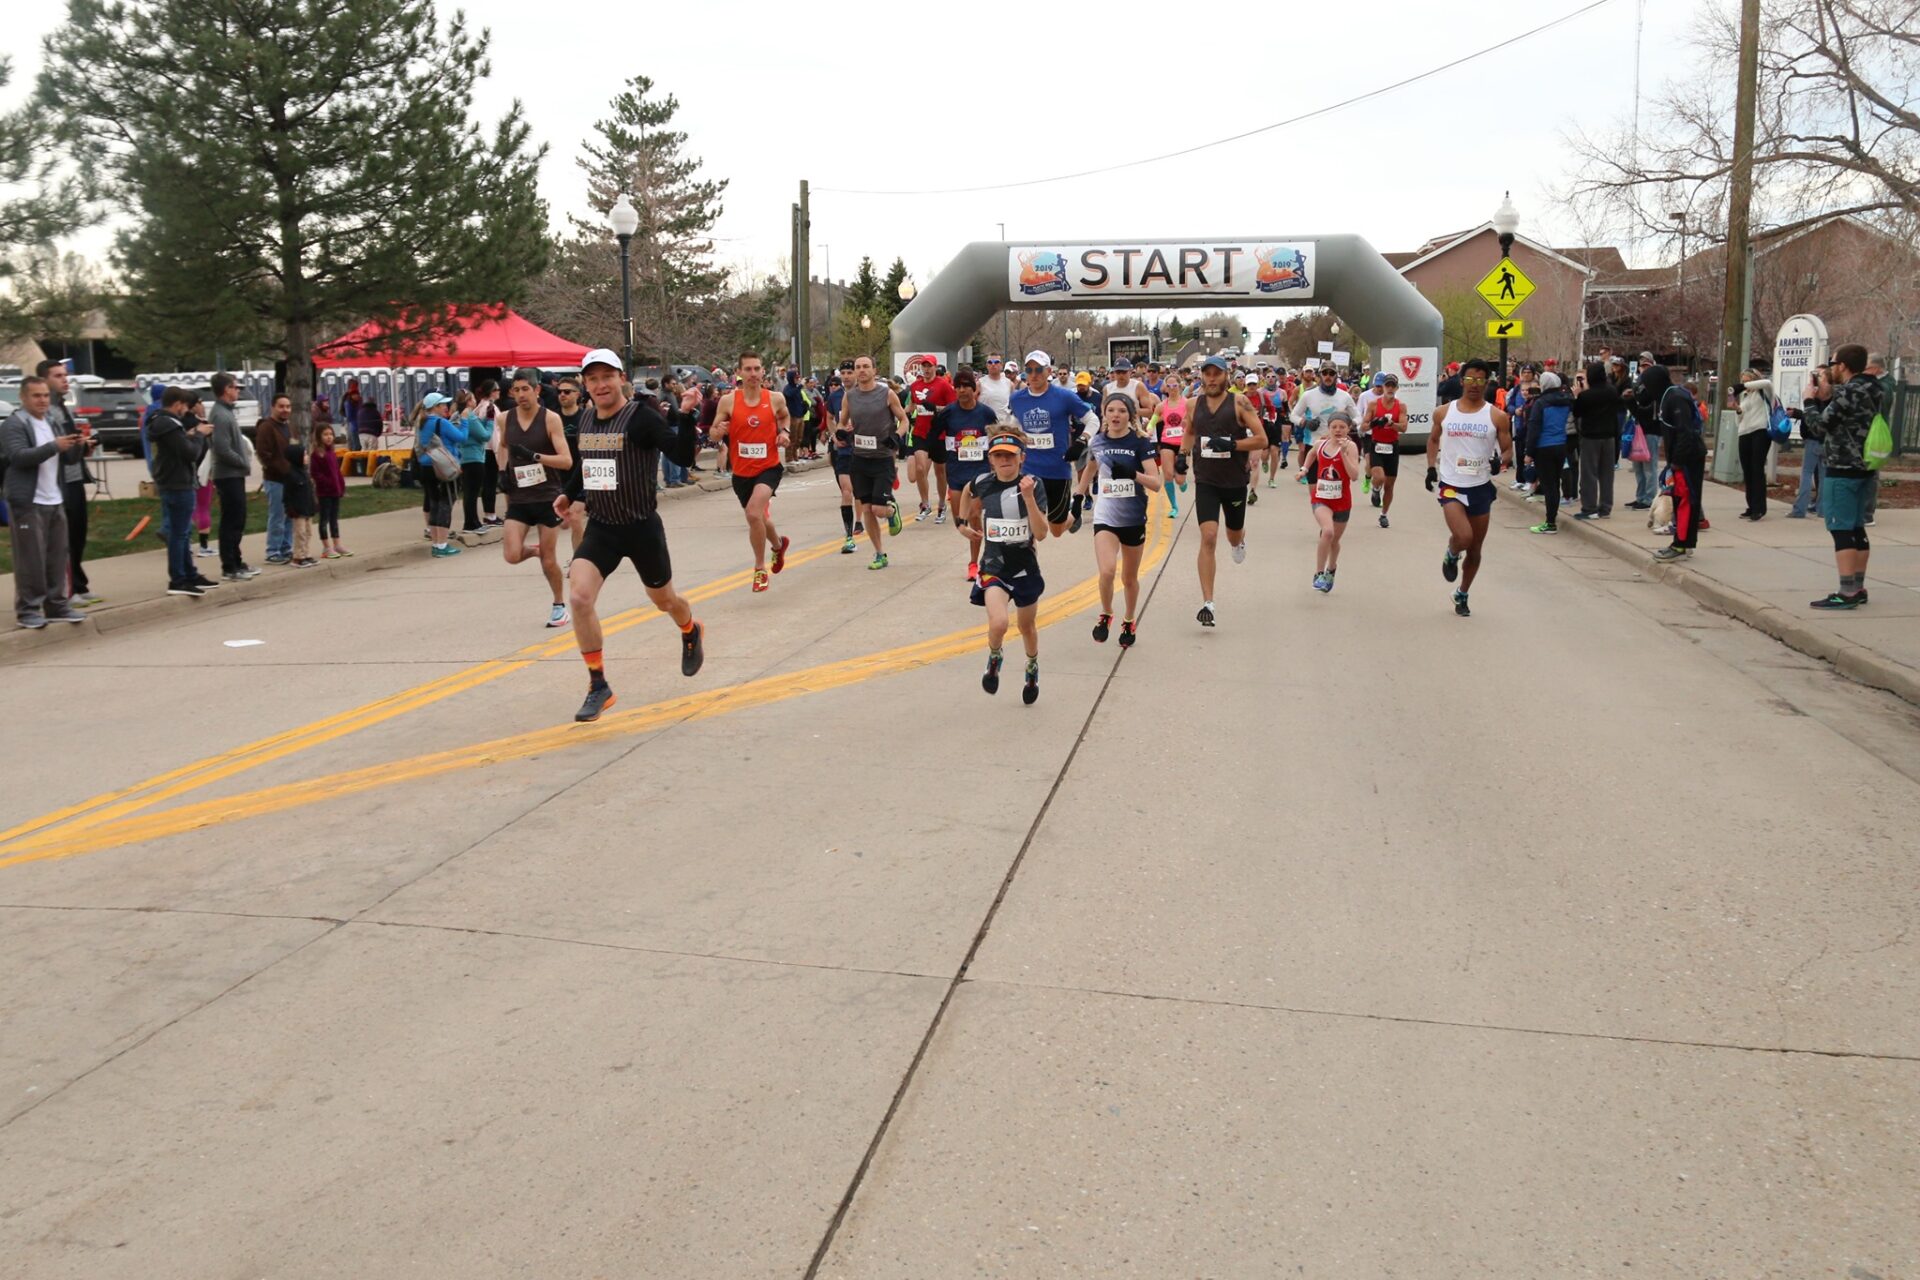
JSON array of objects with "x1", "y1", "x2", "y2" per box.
[
  {"x1": 906, "y1": 355, "x2": 954, "y2": 523},
  {"x1": 708, "y1": 352, "x2": 792, "y2": 593}
]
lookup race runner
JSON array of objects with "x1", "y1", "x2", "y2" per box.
[
  {"x1": 1257, "y1": 370, "x2": 1288, "y2": 488},
  {"x1": 495, "y1": 367, "x2": 574, "y2": 627},
  {"x1": 826, "y1": 363, "x2": 864, "y2": 553},
  {"x1": 966, "y1": 431, "x2": 1050, "y2": 704},
  {"x1": 1180, "y1": 355, "x2": 1268, "y2": 627},
  {"x1": 839, "y1": 355, "x2": 909, "y2": 569},
  {"x1": 1238, "y1": 372, "x2": 1271, "y2": 503},
  {"x1": 1076, "y1": 392, "x2": 1163, "y2": 647},
  {"x1": 906, "y1": 356, "x2": 955, "y2": 523},
  {"x1": 1291, "y1": 365, "x2": 1355, "y2": 486},
  {"x1": 1307, "y1": 409, "x2": 1362, "y2": 593},
  {"x1": 552, "y1": 375, "x2": 588, "y2": 556},
  {"x1": 1010, "y1": 350, "x2": 1097, "y2": 538},
  {"x1": 708, "y1": 352, "x2": 792, "y2": 592},
  {"x1": 977, "y1": 353, "x2": 1015, "y2": 421},
  {"x1": 1089, "y1": 360, "x2": 1156, "y2": 528},
  {"x1": 1152, "y1": 372, "x2": 1188, "y2": 520},
  {"x1": 937, "y1": 367, "x2": 999, "y2": 582},
  {"x1": 1365, "y1": 372, "x2": 1407, "y2": 528},
  {"x1": 1424, "y1": 357, "x2": 1515, "y2": 617},
  {"x1": 555, "y1": 348, "x2": 706, "y2": 722}
]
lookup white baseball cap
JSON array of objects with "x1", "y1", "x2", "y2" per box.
[
  {"x1": 1023, "y1": 350, "x2": 1052, "y2": 369},
  {"x1": 580, "y1": 348, "x2": 623, "y2": 374}
]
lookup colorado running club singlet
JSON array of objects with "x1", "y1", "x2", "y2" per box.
[
  {"x1": 727, "y1": 390, "x2": 782, "y2": 478},
  {"x1": 845, "y1": 384, "x2": 897, "y2": 459},
  {"x1": 1437, "y1": 398, "x2": 1499, "y2": 488}
]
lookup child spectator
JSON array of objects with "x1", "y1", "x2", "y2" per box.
[{"x1": 311, "y1": 423, "x2": 348, "y2": 558}]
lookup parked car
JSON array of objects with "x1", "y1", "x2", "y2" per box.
[{"x1": 70, "y1": 382, "x2": 146, "y2": 454}]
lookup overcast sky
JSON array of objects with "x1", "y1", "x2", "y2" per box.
[{"x1": 10, "y1": 0, "x2": 1707, "y2": 337}]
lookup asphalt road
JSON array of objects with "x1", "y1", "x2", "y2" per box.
[{"x1": 2, "y1": 462, "x2": 1915, "y2": 1278}]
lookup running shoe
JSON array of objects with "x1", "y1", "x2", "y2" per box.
[
  {"x1": 1441, "y1": 549, "x2": 1459, "y2": 583},
  {"x1": 853, "y1": 522, "x2": 865, "y2": 534},
  {"x1": 18, "y1": 613, "x2": 46, "y2": 629},
  {"x1": 982, "y1": 650, "x2": 1003, "y2": 695},
  {"x1": 1117, "y1": 620, "x2": 1137, "y2": 648},
  {"x1": 1092, "y1": 613, "x2": 1111, "y2": 643},
  {"x1": 194, "y1": 544, "x2": 216, "y2": 558},
  {"x1": 1267, "y1": 478, "x2": 1277, "y2": 490},
  {"x1": 887, "y1": 501, "x2": 903, "y2": 537},
  {"x1": 1809, "y1": 591, "x2": 1865, "y2": 610},
  {"x1": 752, "y1": 569, "x2": 770, "y2": 593},
  {"x1": 1069, "y1": 509, "x2": 1083, "y2": 533},
  {"x1": 1529, "y1": 523, "x2": 1558, "y2": 535},
  {"x1": 1362, "y1": 477, "x2": 1372, "y2": 494},
  {"x1": 548, "y1": 603, "x2": 570, "y2": 628},
  {"x1": 1231, "y1": 540, "x2": 1247, "y2": 565},
  {"x1": 1312, "y1": 571, "x2": 1330, "y2": 592},
  {"x1": 915, "y1": 504, "x2": 931, "y2": 523},
  {"x1": 681, "y1": 621, "x2": 705, "y2": 677},
  {"x1": 1453, "y1": 590, "x2": 1471, "y2": 617},
  {"x1": 933, "y1": 508, "x2": 947, "y2": 526},
  {"x1": 192, "y1": 574, "x2": 221, "y2": 588},
  {"x1": 72, "y1": 592, "x2": 102, "y2": 606},
  {"x1": 1197, "y1": 602, "x2": 1216, "y2": 628},
  {"x1": 221, "y1": 570, "x2": 250, "y2": 582},
  {"x1": 431, "y1": 544, "x2": 463, "y2": 557},
  {"x1": 771, "y1": 535, "x2": 790, "y2": 574},
  {"x1": 1371, "y1": 489, "x2": 1382, "y2": 508},
  {"x1": 841, "y1": 536, "x2": 856, "y2": 555},
  {"x1": 1178, "y1": 479, "x2": 1189, "y2": 493},
  {"x1": 1652, "y1": 546, "x2": 1691, "y2": 561},
  {"x1": 1247, "y1": 489, "x2": 1259, "y2": 505},
  {"x1": 966, "y1": 561, "x2": 979, "y2": 583},
  {"x1": 335, "y1": 548, "x2": 353, "y2": 557},
  {"x1": 1167, "y1": 503, "x2": 1179, "y2": 520},
  {"x1": 1022, "y1": 658, "x2": 1039, "y2": 705},
  {"x1": 575, "y1": 683, "x2": 616, "y2": 722},
  {"x1": 1379, "y1": 513, "x2": 1390, "y2": 529},
  {"x1": 868, "y1": 553, "x2": 889, "y2": 570}
]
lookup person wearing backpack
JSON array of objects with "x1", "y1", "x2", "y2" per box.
[
  {"x1": 1799, "y1": 343, "x2": 1882, "y2": 608},
  {"x1": 1652, "y1": 370, "x2": 1707, "y2": 561},
  {"x1": 1734, "y1": 369, "x2": 1776, "y2": 520}
]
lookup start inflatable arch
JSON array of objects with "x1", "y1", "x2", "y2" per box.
[{"x1": 890, "y1": 235, "x2": 1445, "y2": 438}]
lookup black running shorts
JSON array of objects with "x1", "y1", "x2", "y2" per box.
[
  {"x1": 1193, "y1": 480, "x2": 1247, "y2": 531},
  {"x1": 505, "y1": 500, "x2": 560, "y2": 529},
  {"x1": 732, "y1": 467, "x2": 783, "y2": 508},
  {"x1": 850, "y1": 456, "x2": 895, "y2": 507},
  {"x1": 1093, "y1": 522, "x2": 1146, "y2": 547},
  {"x1": 1371, "y1": 447, "x2": 1401, "y2": 477},
  {"x1": 576, "y1": 515, "x2": 673, "y2": 589}
]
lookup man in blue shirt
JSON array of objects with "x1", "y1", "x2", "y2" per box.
[{"x1": 1008, "y1": 349, "x2": 1097, "y2": 536}]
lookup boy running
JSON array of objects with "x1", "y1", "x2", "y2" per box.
[{"x1": 966, "y1": 431, "x2": 1050, "y2": 704}]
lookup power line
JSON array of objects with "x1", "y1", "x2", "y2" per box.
[{"x1": 817, "y1": 0, "x2": 1619, "y2": 199}]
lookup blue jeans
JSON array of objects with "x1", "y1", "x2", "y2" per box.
[
  {"x1": 661, "y1": 457, "x2": 688, "y2": 487},
  {"x1": 1630, "y1": 430, "x2": 1662, "y2": 504},
  {"x1": 264, "y1": 480, "x2": 291, "y2": 557},
  {"x1": 1790, "y1": 437, "x2": 1823, "y2": 517},
  {"x1": 161, "y1": 488, "x2": 197, "y2": 586}
]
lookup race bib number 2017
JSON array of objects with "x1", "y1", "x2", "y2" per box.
[
  {"x1": 984, "y1": 516, "x2": 1031, "y2": 543},
  {"x1": 583, "y1": 459, "x2": 617, "y2": 491}
]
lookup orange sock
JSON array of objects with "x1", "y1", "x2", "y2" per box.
[
  {"x1": 582, "y1": 649, "x2": 605, "y2": 682},
  {"x1": 679, "y1": 618, "x2": 697, "y2": 634}
]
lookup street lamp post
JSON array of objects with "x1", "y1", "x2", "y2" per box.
[
  {"x1": 1064, "y1": 326, "x2": 1082, "y2": 371},
  {"x1": 997, "y1": 222, "x2": 1010, "y2": 366},
  {"x1": 609, "y1": 194, "x2": 641, "y2": 376},
  {"x1": 1492, "y1": 191, "x2": 1521, "y2": 384}
]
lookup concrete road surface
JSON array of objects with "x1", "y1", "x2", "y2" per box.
[{"x1": 2, "y1": 463, "x2": 1915, "y2": 1279}]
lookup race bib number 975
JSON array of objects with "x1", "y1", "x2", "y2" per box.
[
  {"x1": 1026, "y1": 432, "x2": 1054, "y2": 451},
  {"x1": 583, "y1": 459, "x2": 617, "y2": 491}
]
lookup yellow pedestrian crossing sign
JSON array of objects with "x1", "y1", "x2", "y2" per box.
[
  {"x1": 1476, "y1": 257, "x2": 1534, "y2": 318},
  {"x1": 1486, "y1": 318, "x2": 1525, "y2": 339}
]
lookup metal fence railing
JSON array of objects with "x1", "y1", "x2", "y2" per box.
[{"x1": 1890, "y1": 384, "x2": 1919, "y2": 457}]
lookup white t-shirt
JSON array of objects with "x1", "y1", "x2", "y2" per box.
[
  {"x1": 26, "y1": 414, "x2": 61, "y2": 505},
  {"x1": 1292, "y1": 385, "x2": 1357, "y2": 428},
  {"x1": 978, "y1": 371, "x2": 1013, "y2": 420},
  {"x1": 1437, "y1": 398, "x2": 1499, "y2": 488}
]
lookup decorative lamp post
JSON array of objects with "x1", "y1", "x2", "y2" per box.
[
  {"x1": 1491, "y1": 192, "x2": 1521, "y2": 381},
  {"x1": 609, "y1": 194, "x2": 641, "y2": 375},
  {"x1": 1064, "y1": 326, "x2": 1082, "y2": 371}
]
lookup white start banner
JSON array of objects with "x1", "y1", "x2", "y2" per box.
[
  {"x1": 1378, "y1": 347, "x2": 1440, "y2": 437},
  {"x1": 1008, "y1": 242, "x2": 1316, "y2": 302}
]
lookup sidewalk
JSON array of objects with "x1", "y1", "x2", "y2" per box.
[
  {"x1": 1498, "y1": 473, "x2": 1920, "y2": 705},
  {"x1": 1, "y1": 453, "x2": 792, "y2": 662}
]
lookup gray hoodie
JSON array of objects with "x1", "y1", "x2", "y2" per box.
[{"x1": 209, "y1": 399, "x2": 251, "y2": 481}]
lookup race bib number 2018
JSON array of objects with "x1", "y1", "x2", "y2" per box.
[{"x1": 583, "y1": 459, "x2": 617, "y2": 491}]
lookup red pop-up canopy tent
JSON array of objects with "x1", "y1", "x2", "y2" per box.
[{"x1": 313, "y1": 307, "x2": 590, "y2": 368}]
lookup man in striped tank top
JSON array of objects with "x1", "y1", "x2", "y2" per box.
[{"x1": 554, "y1": 349, "x2": 707, "y2": 722}]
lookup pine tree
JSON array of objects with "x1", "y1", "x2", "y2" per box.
[
  {"x1": 845, "y1": 257, "x2": 882, "y2": 318},
  {"x1": 40, "y1": 0, "x2": 549, "y2": 431},
  {"x1": 878, "y1": 257, "x2": 910, "y2": 321}
]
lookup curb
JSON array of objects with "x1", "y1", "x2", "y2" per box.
[
  {"x1": 1495, "y1": 485, "x2": 1920, "y2": 708},
  {"x1": 1, "y1": 454, "x2": 830, "y2": 664}
]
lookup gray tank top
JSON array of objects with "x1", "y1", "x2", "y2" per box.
[{"x1": 846, "y1": 384, "x2": 897, "y2": 459}]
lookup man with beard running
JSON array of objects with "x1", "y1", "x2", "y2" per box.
[
  {"x1": 1424, "y1": 358, "x2": 1514, "y2": 617},
  {"x1": 556, "y1": 350, "x2": 706, "y2": 722},
  {"x1": 708, "y1": 352, "x2": 792, "y2": 592},
  {"x1": 839, "y1": 355, "x2": 910, "y2": 569},
  {"x1": 1180, "y1": 356, "x2": 1267, "y2": 627},
  {"x1": 495, "y1": 367, "x2": 574, "y2": 627}
]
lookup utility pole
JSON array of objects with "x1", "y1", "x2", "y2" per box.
[
  {"x1": 797, "y1": 180, "x2": 812, "y2": 375},
  {"x1": 1717, "y1": 0, "x2": 1760, "y2": 397},
  {"x1": 997, "y1": 222, "x2": 1009, "y2": 362},
  {"x1": 790, "y1": 201, "x2": 801, "y2": 368}
]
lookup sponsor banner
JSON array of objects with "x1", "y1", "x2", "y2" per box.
[
  {"x1": 1378, "y1": 346, "x2": 1439, "y2": 436},
  {"x1": 1008, "y1": 242, "x2": 1315, "y2": 302},
  {"x1": 892, "y1": 350, "x2": 949, "y2": 381}
]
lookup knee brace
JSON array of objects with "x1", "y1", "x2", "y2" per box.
[{"x1": 1831, "y1": 527, "x2": 1870, "y2": 552}]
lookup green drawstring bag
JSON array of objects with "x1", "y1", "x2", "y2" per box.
[{"x1": 1864, "y1": 412, "x2": 1893, "y2": 471}]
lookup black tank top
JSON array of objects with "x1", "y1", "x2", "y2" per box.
[
  {"x1": 502, "y1": 406, "x2": 562, "y2": 504},
  {"x1": 1190, "y1": 393, "x2": 1247, "y2": 487}
]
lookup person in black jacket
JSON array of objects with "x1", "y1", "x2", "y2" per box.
[
  {"x1": 1651, "y1": 370, "x2": 1707, "y2": 561},
  {"x1": 1571, "y1": 362, "x2": 1623, "y2": 519},
  {"x1": 147, "y1": 386, "x2": 218, "y2": 595}
]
